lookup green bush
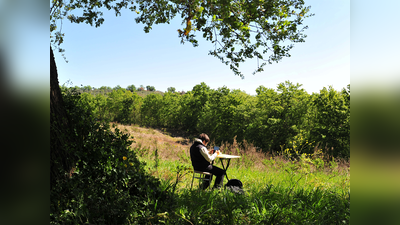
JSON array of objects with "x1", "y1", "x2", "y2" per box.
[{"x1": 50, "y1": 88, "x2": 170, "y2": 224}]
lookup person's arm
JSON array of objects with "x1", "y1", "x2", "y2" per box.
[{"x1": 200, "y1": 146, "x2": 217, "y2": 163}]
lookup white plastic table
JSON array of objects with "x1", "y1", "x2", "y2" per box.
[{"x1": 215, "y1": 153, "x2": 240, "y2": 180}]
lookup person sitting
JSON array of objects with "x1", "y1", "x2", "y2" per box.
[{"x1": 190, "y1": 133, "x2": 225, "y2": 190}]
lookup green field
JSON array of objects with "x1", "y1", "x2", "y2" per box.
[{"x1": 129, "y1": 125, "x2": 350, "y2": 224}]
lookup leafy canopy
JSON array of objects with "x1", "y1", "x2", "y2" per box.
[{"x1": 50, "y1": 0, "x2": 313, "y2": 77}]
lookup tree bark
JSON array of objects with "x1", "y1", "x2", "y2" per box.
[
  {"x1": 50, "y1": 46, "x2": 74, "y2": 186},
  {"x1": 50, "y1": 47, "x2": 65, "y2": 120}
]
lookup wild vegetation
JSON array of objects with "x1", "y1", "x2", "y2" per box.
[
  {"x1": 66, "y1": 81, "x2": 350, "y2": 159},
  {"x1": 49, "y1": 1, "x2": 348, "y2": 223},
  {"x1": 50, "y1": 85, "x2": 350, "y2": 224},
  {"x1": 130, "y1": 123, "x2": 350, "y2": 224}
]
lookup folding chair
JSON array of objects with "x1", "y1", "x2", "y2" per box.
[{"x1": 191, "y1": 170, "x2": 212, "y2": 190}]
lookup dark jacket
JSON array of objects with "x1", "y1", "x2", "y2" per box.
[{"x1": 190, "y1": 139, "x2": 211, "y2": 171}]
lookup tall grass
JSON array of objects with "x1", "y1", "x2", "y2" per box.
[{"x1": 115, "y1": 124, "x2": 350, "y2": 224}]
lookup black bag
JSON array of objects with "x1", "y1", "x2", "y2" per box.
[{"x1": 225, "y1": 179, "x2": 244, "y2": 194}]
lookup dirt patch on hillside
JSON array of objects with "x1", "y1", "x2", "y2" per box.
[{"x1": 112, "y1": 123, "x2": 193, "y2": 162}]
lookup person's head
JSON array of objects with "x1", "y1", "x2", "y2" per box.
[{"x1": 199, "y1": 133, "x2": 210, "y2": 146}]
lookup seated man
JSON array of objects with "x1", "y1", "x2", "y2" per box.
[{"x1": 190, "y1": 133, "x2": 225, "y2": 190}]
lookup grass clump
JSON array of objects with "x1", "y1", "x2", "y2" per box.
[{"x1": 151, "y1": 177, "x2": 349, "y2": 224}]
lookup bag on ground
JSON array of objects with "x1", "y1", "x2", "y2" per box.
[{"x1": 225, "y1": 179, "x2": 244, "y2": 194}]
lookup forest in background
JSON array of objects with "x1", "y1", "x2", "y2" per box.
[{"x1": 62, "y1": 81, "x2": 350, "y2": 159}]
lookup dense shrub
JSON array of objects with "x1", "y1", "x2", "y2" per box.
[{"x1": 50, "y1": 88, "x2": 170, "y2": 224}]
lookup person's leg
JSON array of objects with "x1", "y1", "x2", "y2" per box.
[{"x1": 209, "y1": 166, "x2": 226, "y2": 188}]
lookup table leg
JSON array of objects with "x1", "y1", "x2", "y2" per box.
[
  {"x1": 226, "y1": 159, "x2": 231, "y2": 170},
  {"x1": 219, "y1": 158, "x2": 231, "y2": 181}
]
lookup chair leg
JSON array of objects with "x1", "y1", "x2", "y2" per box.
[
  {"x1": 198, "y1": 174, "x2": 206, "y2": 191},
  {"x1": 200, "y1": 174, "x2": 213, "y2": 190},
  {"x1": 191, "y1": 172, "x2": 195, "y2": 190},
  {"x1": 192, "y1": 172, "x2": 213, "y2": 190},
  {"x1": 198, "y1": 174, "x2": 202, "y2": 190}
]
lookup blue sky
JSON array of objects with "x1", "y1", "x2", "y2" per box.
[{"x1": 54, "y1": 0, "x2": 351, "y2": 95}]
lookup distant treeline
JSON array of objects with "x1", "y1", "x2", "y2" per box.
[
  {"x1": 68, "y1": 84, "x2": 184, "y2": 96},
  {"x1": 62, "y1": 81, "x2": 350, "y2": 159}
]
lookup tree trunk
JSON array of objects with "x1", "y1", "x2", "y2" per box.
[
  {"x1": 50, "y1": 47, "x2": 65, "y2": 121},
  {"x1": 50, "y1": 46, "x2": 74, "y2": 186}
]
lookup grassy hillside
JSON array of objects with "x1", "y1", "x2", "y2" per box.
[
  {"x1": 112, "y1": 123, "x2": 350, "y2": 224},
  {"x1": 114, "y1": 123, "x2": 349, "y2": 172}
]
